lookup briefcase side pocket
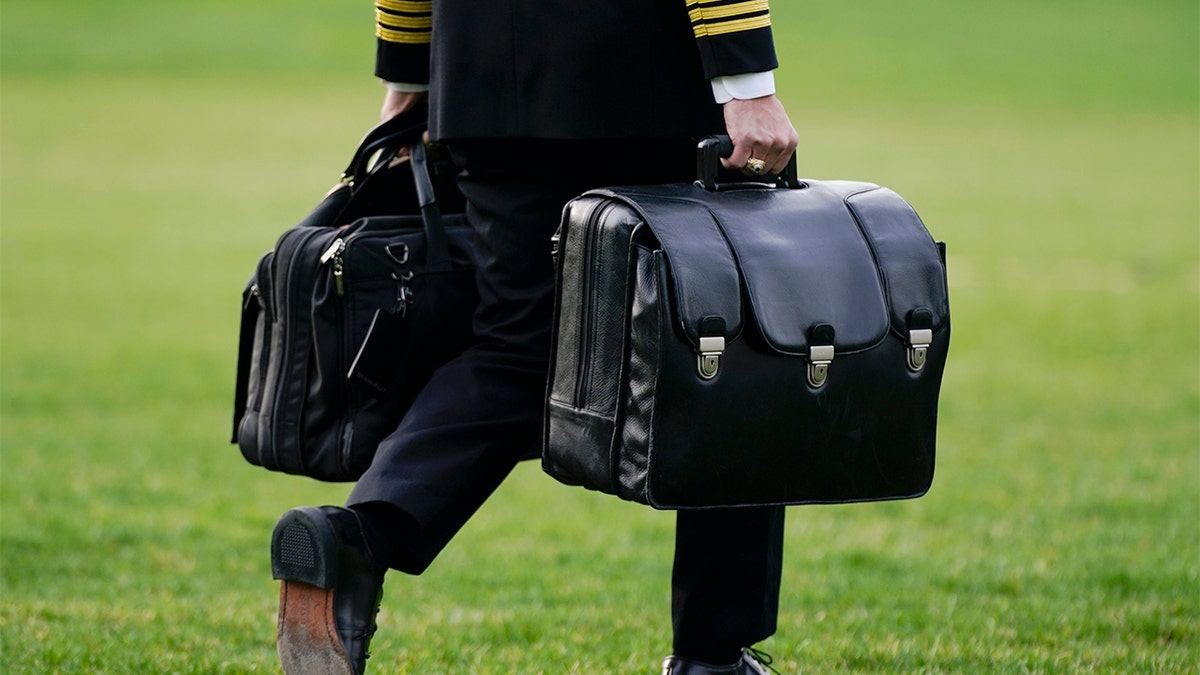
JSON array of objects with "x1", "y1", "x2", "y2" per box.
[
  {"x1": 234, "y1": 268, "x2": 265, "y2": 443},
  {"x1": 236, "y1": 252, "x2": 275, "y2": 463},
  {"x1": 544, "y1": 197, "x2": 643, "y2": 494},
  {"x1": 546, "y1": 198, "x2": 640, "y2": 416}
]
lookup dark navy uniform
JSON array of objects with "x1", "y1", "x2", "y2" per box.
[
  {"x1": 374, "y1": 0, "x2": 776, "y2": 139},
  {"x1": 351, "y1": 0, "x2": 786, "y2": 661}
]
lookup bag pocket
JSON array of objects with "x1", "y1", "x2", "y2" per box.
[{"x1": 234, "y1": 251, "x2": 274, "y2": 456}]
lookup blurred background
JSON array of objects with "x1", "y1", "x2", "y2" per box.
[{"x1": 2, "y1": 1, "x2": 1196, "y2": 672}]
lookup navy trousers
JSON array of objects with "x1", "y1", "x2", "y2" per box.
[{"x1": 348, "y1": 139, "x2": 785, "y2": 653}]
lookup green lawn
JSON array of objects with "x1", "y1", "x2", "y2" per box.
[{"x1": 2, "y1": 1, "x2": 1197, "y2": 673}]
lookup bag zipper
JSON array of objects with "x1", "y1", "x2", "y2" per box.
[
  {"x1": 321, "y1": 230, "x2": 377, "y2": 476},
  {"x1": 320, "y1": 237, "x2": 347, "y2": 295},
  {"x1": 574, "y1": 201, "x2": 613, "y2": 409},
  {"x1": 322, "y1": 234, "x2": 359, "y2": 473},
  {"x1": 269, "y1": 227, "x2": 330, "y2": 469}
]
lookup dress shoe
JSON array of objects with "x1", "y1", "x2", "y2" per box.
[
  {"x1": 272, "y1": 506, "x2": 386, "y2": 675},
  {"x1": 661, "y1": 648, "x2": 778, "y2": 675}
]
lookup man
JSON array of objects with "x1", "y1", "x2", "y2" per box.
[{"x1": 270, "y1": 1, "x2": 799, "y2": 673}]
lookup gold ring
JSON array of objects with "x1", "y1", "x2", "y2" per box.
[{"x1": 745, "y1": 158, "x2": 767, "y2": 174}]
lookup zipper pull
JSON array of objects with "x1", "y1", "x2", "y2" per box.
[
  {"x1": 319, "y1": 238, "x2": 345, "y2": 263},
  {"x1": 243, "y1": 283, "x2": 260, "y2": 311},
  {"x1": 320, "y1": 238, "x2": 347, "y2": 295}
]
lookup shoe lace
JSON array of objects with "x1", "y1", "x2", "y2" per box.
[
  {"x1": 744, "y1": 647, "x2": 781, "y2": 675},
  {"x1": 350, "y1": 596, "x2": 382, "y2": 664},
  {"x1": 358, "y1": 609, "x2": 382, "y2": 661}
]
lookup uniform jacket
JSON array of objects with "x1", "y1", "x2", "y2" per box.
[{"x1": 373, "y1": 0, "x2": 779, "y2": 140}]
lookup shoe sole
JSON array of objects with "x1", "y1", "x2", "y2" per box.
[
  {"x1": 272, "y1": 507, "x2": 355, "y2": 675},
  {"x1": 277, "y1": 580, "x2": 355, "y2": 675}
]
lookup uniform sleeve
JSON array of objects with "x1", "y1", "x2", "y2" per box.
[
  {"x1": 686, "y1": 0, "x2": 778, "y2": 78},
  {"x1": 374, "y1": 0, "x2": 433, "y2": 84}
]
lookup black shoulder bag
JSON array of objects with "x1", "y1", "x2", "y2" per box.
[{"x1": 233, "y1": 110, "x2": 477, "y2": 481}]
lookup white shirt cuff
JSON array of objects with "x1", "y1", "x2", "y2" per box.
[
  {"x1": 710, "y1": 71, "x2": 776, "y2": 104},
  {"x1": 384, "y1": 81, "x2": 430, "y2": 93},
  {"x1": 386, "y1": 74, "x2": 771, "y2": 101}
]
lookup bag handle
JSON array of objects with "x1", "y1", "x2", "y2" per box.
[
  {"x1": 343, "y1": 107, "x2": 430, "y2": 187},
  {"x1": 347, "y1": 143, "x2": 457, "y2": 270},
  {"x1": 335, "y1": 109, "x2": 460, "y2": 269},
  {"x1": 409, "y1": 142, "x2": 455, "y2": 270},
  {"x1": 695, "y1": 135, "x2": 802, "y2": 191}
]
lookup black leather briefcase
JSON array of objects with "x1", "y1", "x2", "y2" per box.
[
  {"x1": 233, "y1": 111, "x2": 477, "y2": 482},
  {"x1": 543, "y1": 138, "x2": 949, "y2": 509}
]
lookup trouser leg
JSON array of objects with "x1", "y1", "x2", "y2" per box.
[
  {"x1": 347, "y1": 157, "x2": 573, "y2": 573},
  {"x1": 671, "y1": 506, "x2": 786, "y2": 661},
  {"x1": 348, "y1": 141, "x2": 787, "y2": 659}
]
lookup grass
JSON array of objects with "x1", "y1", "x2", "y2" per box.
[{"x1": 2, "y1": 0, "x2": 1197, "y2": 672}]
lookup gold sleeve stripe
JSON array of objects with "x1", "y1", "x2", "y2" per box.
[
  {"x1": 376, "y1": 9, "x2": 432, "y2": 30},
  {"x1": 377, "y1": 24, "x2": 431, "y2": 44},
  {"x1": 376, "y1": 0, "x2": 431, "y2": 14},
  {"x1": 687, "y1": 0, "x2": 771, "y2": 38},
  {"x1": 693, "y1": 14, "x2": 771, "y2": 38},
  {"x1": 687, "y1": 0, "x2": 768, "y2": 21},
  {"x1": 375, "y1": 0, "x2": 431, "y2": 44},
  {"x1": 685, "y1": 0, "x2": 762, "y2": 9}
]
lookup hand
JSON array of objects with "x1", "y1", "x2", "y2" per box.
[
  {"x1": 721, "y1": 94, "x2": 798, "y2": 176},
  {"x1": 381, "y1": 88, "x2": 428, "y2": 122}
]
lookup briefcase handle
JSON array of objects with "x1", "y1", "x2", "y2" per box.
[{"x1": 695, "y1": 135, "x2": 802, "y2": 192}]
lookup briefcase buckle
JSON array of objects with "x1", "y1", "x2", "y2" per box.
[
  {"x1": 906, "y1": 328, "x2": 933, "y2": 372},
  {"x1": 696, "y1": 336, "x2": 725, "y2": 380},
  {"x1": 807, "y1": 345, "x2": 835, "y2": 388}
]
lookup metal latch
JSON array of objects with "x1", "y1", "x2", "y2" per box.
[
  {"x1": 807, "y1": 345, "x2": 835, "y2": 388},
  {"x1": 696, "y1": 336, "x2": 725, "y2": 380},
  {"x1": 906, "y1": 328, "x2": 933, "y2": 372}
]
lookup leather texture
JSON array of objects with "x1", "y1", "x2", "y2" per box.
[
  {"x1": 544, "y1": 175, "x2": 949, "y2": 509},
  {"x1": 233, "y1": 111, "x2": 477, "y2": 481}
]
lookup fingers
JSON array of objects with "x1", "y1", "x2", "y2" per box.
[
  {"x1": 725, "y1": 136, "x2": 792, "y2": 175},
  {"x1": 721, "y1": 141, "x2": 755, "y2": 174},
  {"x1": 381, "y1": 89, "x2": 427, "y2": 122},
  {"x1": 720, "y1": 95, "x2": 800, "y2": 176},
  {"x1": 734, "y1": 124, "x2": 797, "y2": 176},
  {"x1": 721, "y1": 126, "x2": 752, "y2": 170},
  {"x1": 751, "y1": 128, "x2": 797, "y2": 175}
]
